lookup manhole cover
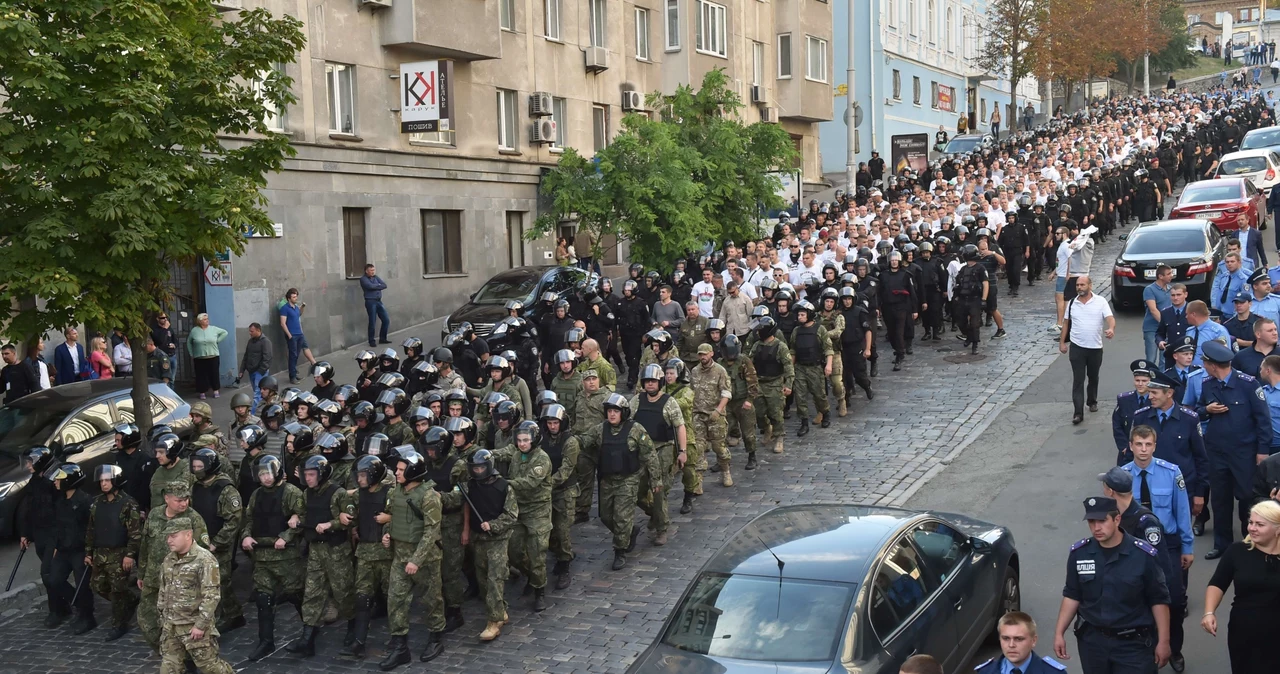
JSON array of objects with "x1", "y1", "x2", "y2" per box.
[
  {"x1": 944, "y1": 353, "x2": 989, "y2": 364},
  {"x1": 936, "y1": 346, "x2": 954, "y2": 352}
]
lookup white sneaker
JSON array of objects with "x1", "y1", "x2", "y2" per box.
[{"x1": 1047, "y1": 324, "x2": 1062, "y2": 333}]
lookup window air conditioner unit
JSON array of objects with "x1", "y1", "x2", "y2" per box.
[
  {"x1": 585, "y1": 47, "x2": 609, "y2": 72},
  {"x1": 621, "y1": 90, "x2": 645, "y2": 111},
  {"x1": 358, "y1": 0, "x2": 392, "y2": 8},
  {"x1": 533, "y1": 119, "x2": 558, "y2": 145},
  {"x1": 751, "y1": 85, "x2": 766, "y2": 104},
  {"x1": 530, "y1": 92, "x2": 554, "y2": 117},
  {"x1": 761, "y1": 107, "x2": 777, "y2": 123}
]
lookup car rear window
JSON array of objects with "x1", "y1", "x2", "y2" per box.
[
  {"x1": 1241, "y1": 129, "x2": 1280, "y2": 150},
  {"x1": 944, "y1": 137, "x2": 983, "y2": 154},
  {"x1": 1125, "y1": 229, "x2": 1207, "y2": 255},
  {"x1": 1180, "y1": 184, "x2": 1241, "y2": 204},
  {"x1": 1219, "y1": 157, "x2": 1268, "y2": 175},
  {"x1": 662, "y1": 573, "x2": 854, "y2": 662}
]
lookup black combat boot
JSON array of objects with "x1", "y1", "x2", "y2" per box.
[
  {"x1": 379, "y1": 635, "x2": 411, "y2": 671},
  {"x1": 679, "y1": 492, "x2": 694, "y2": 514},
  {"x1": 248, "y1": 594, "x2": 276, "y2": 661},
  {"x1": 745, "y1": 452, "x2": 757, "y2": 470},
  {"x1": 820, "y1": 412, "x2": 831, "y2": 429},
  {"x1": 612, "y1": 550, "x2": 627, "y2": 570},
  {"x1": 797, "y1": 418, "x2": 810, "y2": 437},
  {"x1": 286, "y1": 625, "x2": 317, "y2": 657},
  {"x1": 870, "y1": 360, "x2": 879, "y2": 377},
  {"x1": 444, "y1": 606, "x2": 465, "y2": 632},
  {"x1": 553, "y1": 560, "x2": 572, "y2": 590},
  {"x1": 419, "y1": 629, "x2": 444, "y2": 662},
  {"x1": 338, "y1": 595, "x2": 369, "y2": 658},
  {"x1": 43, "y1": 599, "x2": 68, "y2": 629},
  {"x1": 533, "y1": 588, "x2": 547, "y2": 612}
]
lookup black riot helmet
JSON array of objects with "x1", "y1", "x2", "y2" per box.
[
  {"x1": 468, "y1": 448, "x2": 498, "y2": 481},
  {"x1": 189, "y1": 447, "x2": 222, "y2": 480},
  {"x1": 152, "y1": 433, "x2": 183, "y2": 466},
  {"x1": 408, "y1": 405, "x2": 435, "y2": 427},
  {"x1": 402, "y1": 336, "x2": 424, "y2": 358},
  {"x1": 961, "y1": 244, "x2": 980, "y2": 262},
  {"x1": 355, "y1": 455, "x2": 387, "y2": 488},
  {"x1": 52, "y1": 463, "x2": 85, "y2": 492},
  {"x1": 311, "y1": 361, "x2": 335, "y2": 383},
  {"x1": 260, "y1": 403, "x2": 285, "y2": 428},
  {"x1": 722, "y1": 333, "x2": 743, "y2": 359},
  {"x1": 23, "y1": 446, "x2": 56, "y2": 477},
  {"x1": 443, "y1": 415, "x2": 478, "y2": 447},
  {"x1": 534, "y1": 390, "x2": 559, "y2": 417},
  {"x1": 398, "y1": 448, "x2": 429, "y2": 483},
  {"x1": 639, "y1": 364, "x2": 664, "y2": 383},
  {"x1": 376, "y1": 371, "x2": 407, "y2": 391},
  {"x1": 539, "y1": 403, "x2": 568, "y2": 433},
  {"x1": 355, "y1": 350, "x2": 378, "y2": 370},
  {"x1": 282, "y1": 422, "x2": 315, "y2": 453},
  {"x1": 514, "y1": 420, "x2": 541, "y2": 452},
  {"x1": 315, "y1": 398, "x2": 344, "y2": 427},
  {"x1": 350, "y1": 401, "x2": 376, "y2": 425},
  {"x1": 361, "y1": 432, "x2": 391, "y2": 458},
  {"x1": 316, "y1": 432, "x2": 350, "y2": 462},
  {"x1": 237, "y1": 424, "x2": 267, "y2": 453},
  {"x1": 94, "y1": 464, "x2": 126, "y2": 492},
  {"x1": 602, "y1": 393, "x2": 632, "y2": 424},
  {"x1": 378, "y1": 348, "x2": 400, "y2": 372},
  {"x1": 664, "y1": 357, "x2": 689, "y2": 385},
  {"x1": 113, "y1": 422, "x2": 141, "y2": 451},
  {"x1": 418, "y1": 426, "x2": 451, "y2": 460},
  {"x1": 255, "y1": 454, "x2": 285, "y2": 486},
  {"x1": 334, "y1": 384, "x2": 360, "y2": 407},
  {"x1": 493, "y1": 400, "x2": 522, "y2": 428},
  {"x1": 147, "y1": 423, "x2": 174, "y2": 444},
  {"x1": 302, "y1": 454, "x2": 333, "y2": 486},
  {"x1": 754, "y1": 315, "x2": 778, "y2": 341},
  {"x1": 407, "y1": 360, "x2": 439, "y2": 394},
  {"x1": 376, "y1": 387, "x2": 411, "y2": 418}
]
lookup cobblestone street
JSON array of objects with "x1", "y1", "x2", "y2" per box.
[{"x1": 0, "y1": 235, "x2": 1126, "y2": 674}]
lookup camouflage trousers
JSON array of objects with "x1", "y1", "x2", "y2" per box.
[
  {"x1": 680, "y1": 422, "x2": 704, "y2": 496},
  {"x1": 827, "y1": 352, "x2": 844, "y2": 403},
  {"x1": 89, "y1": 549, "x2": 138, "y2": 629},
  {"x1": 574, "y1": 445, "x2": 597, "y2": 518},
  {"x1": 440, "y1": 512, "x2": 466, "y2": 609},
  {"x1": 693, "y1": 411, "x2": 729, "y2": 468},
  {"x1": 387, "y1": 539, "x2": 444, "y2": 635},
  {"x1": 301, "y1": 541, "x2": 354, "y2": 626},
  {"x1": 354, "y1": 543, "x2": 392, "y2": 598},
  {"x1": 550, "y1": 487, "x2": 575, "y2": 562},
  {"x1": 725, "y1": 399, "x2": 757, "y2": 453},
  {"x1": 251, "y1": 554, "x2": 304, "y2": 598},
  {"x1": 599, "y1": 474, "x2": 640, "y2": 550},
  {"x1": 637, "y1": 442, "x2": 674, "y2": 534},
  {"x1": 754, "y1": 378, "x2": 785, "y2": 437},
  {"x1": 160, "y1": 623, "x2": 233, "y2": 674},
  {"x1": 139, "y1": 583, "x2": 162, "y2": 651},
  {"x1": 211, "y1": 546, "x2": 243, "y2": 624},
  {"x1": 508, "y1": 501, "x2": 552, "y2": 590},
  {"x1": 793, "y1": 364, "x2": 829, "y2": 416},
  {"x1": 473, "y1": 533, "x2": 511, "y2": 622}
]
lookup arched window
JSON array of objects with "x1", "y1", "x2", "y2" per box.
[
  {"x1": 908, "y1": 0, "x2": 917, "y2": 35},
  {"x1": 945, "y1": 6, "x2": 953, "y2": 51},
  {"x1": 927, "y1": 0, "x2": 936, "y2": 43}
]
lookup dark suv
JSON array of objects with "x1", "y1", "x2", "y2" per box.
[{"x1": 443, "y1": 265, "x2": 589, "y2": 340}]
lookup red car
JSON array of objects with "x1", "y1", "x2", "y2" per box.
[{"x1": 1168, "y1": 177, "x2": 1266, "y2": 232}]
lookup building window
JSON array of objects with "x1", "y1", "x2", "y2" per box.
[
  {"x1": 636, "y1": 8, "x2": 651, "y2": 60},
  {"x1": 777, "y1": 33, "x2": 792, "y2": 78},
  {"x1": 592, "y1": 104, "x2": 609, "y2": 153},
  {"x1": 888, "y1": 0, "x2": 896, "y2": 27},
  {"x1": 500, "y1": 0, "x2": 515, "y2": 30},
  {"x1": 752, "y1": 41, "x2": 764, "y2": 86},
  {"x1": 422, "y1": 210, "x2": 463, "y2": 275},
  {"x1": 892, "y1": 69, "x2": 901, "y2": 100},
  {"x1": 908, "y1": 0, "x2": 917, "y2": 35},
  {"x1": 913, "y1": 76, "x2": 921, "y2": 104},
  {"x1": 497, "y1": 88, "x2": 518, "y2": 150},
  {"x1": 805, "y1": 36, "x2": 827, "y2": 82},
  {"x1": 980, "y1": 97, "x2": 987, "y2": 123},
  {"x1": 545, "y1": 0, "x2": 561, "y2": 40},
  {"x1": 342, "y1": 208, "x2": 367, "y2": 279},
  {"x1": 945, "y1": 7, "x2": 953, "y2": 51},
  {"x1": 551, "y1": 97, "x2": 567, "y2": 149},
  {"x1": 506, "y1": 212, "x2": 526, "y2": 268},
  {"x1": 695, "y1": 0, "x2": 727, "y2": 58},
  {"x1": 252, "y1": 66, "x2": 287, "y2": 132},
  {"x1": 589, "y1": 0, "x2": 606, "y2": 47},
  {"x1": 927, "y1": 0, "x2": 936, "y2": 43},
  {"x1": 325, "y1": 62, "x2": 354, "y2": 135},
  {"x1": 665, "y1": 0, "x2": 680, "y2": 49}
]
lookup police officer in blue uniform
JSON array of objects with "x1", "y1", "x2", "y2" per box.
[
  {"x1": 1246, "y1": 267, "x2": 1280, "y2": 325},
  {"x1": 1131, "y1": 369, "x2": 1209, "y2": 530},
  {"x1": 1195, "y1": 340, "x2": 1272, "y2": 559},
  {"x1": 1184, "y1": 301, "x2": 1232, "y2": 367},
  {"x1": 1112, "y1": 360, "x2": 1154, "y2": 465},
  {"x1": 1155, "y1": 289, "x2": 1191, "y2": 365},
  {"x1": 1163, "y1": 336, "x2": 1200, "y2": 405},
  {"x1": 1054, "y1": 497, "x2": 1170, "y2": 674},
  {"x1": 973, "y1": 611, "x2": 1067, "y2": 674}
]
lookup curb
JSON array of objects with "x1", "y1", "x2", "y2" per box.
[{"x1": 0, "y1": 581, "x2": 43, "y2": 619}]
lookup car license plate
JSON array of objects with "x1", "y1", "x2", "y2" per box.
[
  {"x1": 1144, "y1": 269, "x2": 1156, "y2": 280},
  {"x1": 1195, "y1": 212, "x2": 1220, "y2": 220}
]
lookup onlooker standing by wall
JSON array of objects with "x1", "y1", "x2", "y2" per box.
[
  {"x1": 1059, "y1": 275, "x2": 1115, "y2": 425},
  {"x1": 53, "y1": 327, "x2": 90, "y2": 385},
  {"x1": 1, "y1": 344, "x2": 38, "y2": 404},
  {"x1": 237, "y1": 322, "x2": 273, "y2": 413},
  {"x1": 186, "y1": 312, "x2": 227, "y2": 399},
  {"x1": 359, "y1": 264, "x2": 390, "y2": 348},
  {"x1": 1202, "y1": 499, "x2": 1280, "y2": 674},
  {"x1": 112, "y1": 333, "x2": 132, "y2": 376},
  {"x1": 88, "y1": 336, "x2": 114, "y2": 379},
  {"x1": 150, "y1": 313, "x2": 179, "y2": 383},
  {"x1": 278, "y1": 288, "x2": 316, "y2": 383},
  {"x1": 575, "y1": 228, "x2": 599, "y2": 274},
  {"x1": 24, "y1": 341, "x2": 51, "y2": 390}
]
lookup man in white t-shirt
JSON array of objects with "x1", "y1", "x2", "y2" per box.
[
  {"x1": 691, "y1": 268, "x2": 718, "y2": 318},
  {"x1": 1059, "y1": 275, "x2": 1115, "y2": 423}
]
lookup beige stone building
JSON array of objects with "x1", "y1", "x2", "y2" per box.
[{"x1": 199, "y1": 0, "x2": 832, "y2": 361}]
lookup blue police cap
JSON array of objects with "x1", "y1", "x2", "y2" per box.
[
  {"x1": 1145, "y1": 368, "x2": 1179, "y2": 390},
  {"x1": 1097, "y1": 466, "x2": 1133, "y2": 493},
  {"x1": 1083, "y1": 496, "x2": 1119, "y2": 520},
  {"x1": 1172, "y1": 335, "x2": 1197, "y2": 353},
  {"x1": 1233, "y1": 290, "x2": 1253, "y2": 304},
  {"x1": 1201, "y1": 341, "x2": 1235, "y2": 365},
  {"x1": 1129, "y1": 359, "x2": 1155, "y2": 377}
]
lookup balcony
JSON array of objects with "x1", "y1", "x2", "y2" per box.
[{"x1": 382, "y1": 0, "x2": 501, "y2": 61}]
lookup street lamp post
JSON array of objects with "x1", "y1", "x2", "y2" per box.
[{"x1": 846, "y1": 0, "x2": 858, "y2": 193}]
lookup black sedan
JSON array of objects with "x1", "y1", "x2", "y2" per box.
[
  {"x1": 1110, "y1": 219, "x2": 1226, "y2": 310},
  {"x1": 442, "y1": 265, "x2": 589, "y2": 340},
  {"x1": 0, "y1": 379, "x2": 192, "y2": 537},
  {"x1": 626, "y1": 504, "x2": 1019, "y2": 674}
]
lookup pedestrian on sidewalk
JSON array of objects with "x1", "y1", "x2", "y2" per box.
[
  {"x1": 237, "y1": 322, "x2": 273, "y2": 412},
  {"x1": 1202, "y1": 499, "x2": 1280, "y2": 674},
  {"x1": 150, "y1": 313, "x2": 179, "y2": 382},
  {"x1": 359, "y1": 263, "x2": 390, "y2": 347},
  {"x1": 278, "y1": 288, "x2": 315, "y2": 384},
  {"x1": 1060, "y1": 275, "x2": 1115, "y2": 424},
  {"x1": 990, "y1": 106, "x2": 1001, "y2": 139},
  {"x1": 187, "y1": 313, "x2": 227, "y2": 399}
]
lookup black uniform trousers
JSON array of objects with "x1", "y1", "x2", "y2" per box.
[
  {"x1": 1137, "y1": 201, "x2": 1156, "y2": 223},
  {"x1": 922, "y1": 289, "x2": 945, "y2": 335},
  {"x1": 1209, "y1": 449, "x2": 1255, "y2": 551},
  {"x1": 1028, "y1": 245, "x2": 1044, "y2": 282},
  {"x1": 36, "y1": 539, "x2": 60, "y2": 610},
  {"x1": 1006, "y1": 251, "x2": 1025, "y2": 292},
  {"x1": 1075, "y1": 625, "x2": 1158, "y2": 674},
  {"x1": 882, "y1": 304, "x2": 910, "y2": 359},
  {"x1": 841, "y1": 343, "x2": 872, "y2": 395},
  {"x1": 958, "y1": 297, "x2": 984, "y2": 345},
  {"x1": 49, "y1": 548, "x2": 92, "y2": 616},
  {"x1": 1160, "y1": 536, "x2": 1187, "y2": 656},
  {"x1": 621, "y1": 332, "x2": 643, "y2": 387}
]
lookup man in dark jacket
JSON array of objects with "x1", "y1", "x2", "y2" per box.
[
  {"x1": 360, "y1": 263, "x2": 391, "y2": 347},
  {"x1": 1, "y1": 343, "x2": 38, "y2": 404},
  {"x1": 53, "y1": 327, "x2": 90, "y2": 386},
  {"x1": 238, "y1": 322, "x2": 274, "y2": 413}
]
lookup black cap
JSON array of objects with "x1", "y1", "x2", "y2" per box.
[
  {"x1": 1172, "y1": 335, "x2": 1197, "y2": 354},
  {"x1": 1083, "y1": 496, "x2": 1119, "y2": 520},
  {"x1": 1201, "y1": 341, "x2": 1235, "y2": 365},
  {"x1": 1130, "y1": 359, "x2": 1155, "y2": 378},
  {"x1": 1097, "y1": 467, "x2": 1133, "y2": 493},
  {"x1": 1145, "y1": 368, "x2": 1179, "y2": 390},
  {"x1": 1249, "y1": 267, "x2": 1269, "y2": 286}
]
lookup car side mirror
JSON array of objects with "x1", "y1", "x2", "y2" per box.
[
  {"x1": 1119, "y1": 233, "x2": 1128, "y2": 241},
  {"x1": 969, "y1": 536, "x2": 993, "y2": 554},
  {"x1": 469, "y1": 292, "x2": 477, "y2": 301},
  {"x1": 60, "y1": 442, "x2": 85, "y2": 458}
]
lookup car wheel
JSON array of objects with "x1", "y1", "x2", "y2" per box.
[{"x1": 999, "y1": 566, "x2": 1021, "y2": 616}]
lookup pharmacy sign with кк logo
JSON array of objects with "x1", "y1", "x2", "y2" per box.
[{"x1": 400, "y1": 60, "x2": 454, "y2": 134}]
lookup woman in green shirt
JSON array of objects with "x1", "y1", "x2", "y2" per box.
[{"x1": 186, "y1": 313, "x2": 228, "y2": 399}]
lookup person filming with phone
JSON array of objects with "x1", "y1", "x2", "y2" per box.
[{"x1": 279, "y1": 288, "x2": 316, "y2": 384}]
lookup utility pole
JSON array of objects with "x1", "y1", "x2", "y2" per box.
[
  {"x1": 1143, "y1": 0, "x2": 1150, "y2": 96},
  {"x1": 846, "y1": 0, "x2": 857, "y2": 193}
]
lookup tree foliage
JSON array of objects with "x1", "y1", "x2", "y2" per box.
[
  {"x1": 1037, "y1": 0, "x2": 1116, "y2": 86},
  {"x1": 533, "y1": 69, "x2": 797, "y2": 271},
  {"x1": 978, "y1": 0, "x2": 1048, "y2": 116},
  {"x1": 0, "y1": 0, "x2": 305, "y2": 427}
]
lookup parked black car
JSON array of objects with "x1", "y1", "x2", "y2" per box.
[
  {"x1": 626, "y1": 504, "x2": 1019, "y2": 674},
  {"x1": 1111, "y1": 219, "x2": 1225, "y2": 310},
  {"x1": 0, "y1": 379, "x2": 193, "y2": 537},
  {"x1": 442, "y1": 265, "x2": 589, "y2": 340}
]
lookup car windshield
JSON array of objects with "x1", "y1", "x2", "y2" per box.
[
  {"x1": 945, "y1": 137, "x2": 984, "y2": 154},
  {"x1": 1241, "y1": 130, "x2": 1280, "y2": 150},
  {"x1": 470, "y1": 274, "x2": 540, "y2": 305},
  {"x1": 1219, "y1": 157, "x2": 1268, "y2": 175},
  {"x1": 1180, "y1": 184, "x2": 1241, "y2": 204},
  {"x1": 0, "y1": 405, "x2": 62, "y2": 458},
  {"x1": 1125, "y1": 229, "x2": 1207, "y2": 255},
  {"x1": 661, "y1": 573, "x2": 854, "y2": 662}
]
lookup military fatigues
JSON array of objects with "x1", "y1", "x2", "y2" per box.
[
  {"x1": 158, "y1": 543, "x2": 234, "y2": 674},
  {"x1": 383, "y1": 418, "x2": 414, "y2": 447},
  {"x1": 85, "y1": 492, "x2": 142, "y2": 630},
  {"x1": 387, "y1": 481, "x2": 446, "y2": 634},
  {"x1": 630, "y1": 392, "x2": 685, "y2": 535},
  {"x1": 751, "y1": 337, "x2": 794, "y2": 447},
  {"x1": 790, "y1": 322, "x2": 832, "y2": 418},
  {"x1": 578, "y1": 421, "x2": 660, "y2": 551},
  {"x1": 723, "y1": 355, "x2": 761, "y2": 455},
  {"x1": 667, "y1": 381, "x2": 701, "y2": 494},
  {"x1": 139, "y1": 507, "x2": 211, "y2": 651},
  {"x1": 353, "y1": 482, "x2": 392, "y2": 600},
  {"x1": 820, "y1": 311, "x2": 846, "y2": 411},
  {"x1": 572, "y1": 387, "x2": 609, "y2": 519},
  {"x1": 300, "y1": 481, "x2": 355, "y2": 626},
  {"x1": 244, "y1": 483, "x2": 306, "y2": 601},
  {"x1": 468, "y1": 377, "x2": 533, "y2": 425},
  {"x1": 576, "y1": 355, "x2": 616, "y2": 392},
  {"x1": 443, "y1": 477, "x2": 519, "y2": 622},
  {"x1": 190, "y1": 474, "x2": 244, "y2": 626},
  {"x1": 690, "y1": 360, "x2": 733, "y2": 475},
  {"x1": 492, "y1": 446, "x2": 554, "y2": 590},
  {"x1": 428, "y1": 451, "x2": 466, "y2": 611},
  {"x1": 677, "y1": 317, "x2": 709, "y2": 363},
  {"x1": 549, "y1": 371, "x2": 583, "y2": 429},
  {"x1": 149, "y1": 462, "x2": 195, "y2": 514},
  {"x1": 192, "y1": 424, "x2": 235, "y2": 479},
  {"x1": 541, "y1": 431, "x2": 580, "y2": 563}
]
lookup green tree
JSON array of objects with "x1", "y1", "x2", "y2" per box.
[
  {"x1": 0, "y1": 0, "x2": 305, "y2": 430},
  {"x1": 978, "y1": 0, "x2": 1048, "y2": 128},
  {"x1": 533, "y1": 69, "x2": 797, "y2": 271}
]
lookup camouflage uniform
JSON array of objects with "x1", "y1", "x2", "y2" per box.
[
  {"x1": 666, "y1": 381, "x2": 701, "y2": 495},
  {"x1": 191, "y1": 473, "x2": 244, "y2": 626},
  {"x1": 467, "y1": 377, "x2": 533, "y2": 424},
  {"x1": 723, "y1": 354, "x2": 761, "y2": 457},
  {"x1": 386, "y1": 481, "x2": 446, "y2": 635},
  {"x1": 820, "y1": 310, "x2": 846, "y2": 414},
  {"x1": 85, "y1": 491, "x2": 142, "y2": 630},
  {"x1": 383, "y1": 418, "x2": 414, "y2": 447},
  {"x1": 677, "y1": 316, "x2": 710, "y2": 364},
  {"x1": 244, "y1": 482, "x2": 306, "y2": 601},
  {"x1": 638, "y1": 346, "x2": 675, "y2": 370},
  {"x1": 331, "y1": 456, "x2": 357, "y2": 491},
  {"x1": 442, "y1": 478, "x2": 518, "y2": 622},
  {"x1": 577, "y1": 421, "x2": 659, "y2": 551},
  {"x1": 353, "y1": 482, "x2": 392, "y2": 599},
  {"x1": 789, "y1": 322, "x2": 832, "y2": 418},
  {"x1": 549, "y1": 370, "x2": 583, "y2": 429},
  {"x1": 541, "y1": 431, "x2": 580, "y2": 562},
  {"x1": 748, "y1": 336, "x2": 794, "y2": 449},
  {"x1": 228, "y1": 413, "x2": 262, "y2": 466},
  {"x1": 576, "y1": 355, "x2": 616, "y2": 392},
  {"x1": 437, "y1": 368, "x2": 465, "y2": 394},
  {"x1": 138, "y1": 502, "x2": 210, "y2": 651},
  {"x1": 432, "y1": 449, "x2": 467, "y2": 611},
  {"x1": 690, "y1": 358, "x2": 733, "y2": 482},
  {"x1": 629, "y1": 391, "x2": 685, "y2": 536},
  {"x1": 300, "y1": 481, "x2": 355, "y2": 626},
  {"x1": 158, "y1": 535, "x2": 234, "y2": 674},
  {"x1": 491, "y1": 445, "x2": 554, "y2": 590},
  {"x1": 149, "y1": 462, "x2": 194, "y2": 516},
  {"x1": 572, "y1": 386, "x2": 609, "y2": 519},
  {"x1": 191, "y1": 422, "x2": 235, "y2": 479}
]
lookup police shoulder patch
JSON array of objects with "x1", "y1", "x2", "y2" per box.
[
  {"x1": 532, "y1": 464, "x2": 547, "y2": 478},
  {"x1": 1259, "y1": 387, "x2": 1268, "y2": 401},
  {"x1": 1134, "y1": 538, "x2": 1158, "y2": 556},
  {"x1": 228, "y1": 493, "x2": 241, "y2": 509},
  {"x1": 1070, "y1": 537, "x2": 1091, "y2": 552},
  {"x1": 1041, "y1": 656, "x2": 1068, "y2": 671},
  {"x1": 1119, "y1": 390, "x2": 1135, "y2": 398},
  {"x1": 1134, "y1": 405, "x2": 1152, "y2": 415},
  {"x1": 1241, "y1": 372, "x2": 1258, "y2": 382},
  {"x1": 1144, "y1": 526, "x2": 1163, "y2": 546},
  {"x1": 1179, "y1": 405, "x2": 1199, "y2": 416}
]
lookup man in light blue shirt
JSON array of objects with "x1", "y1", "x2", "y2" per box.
[
  {"x1": 1210, "y1": 253, "x2": 1249, "y2": 317},
  {"x1": 1260, "y1": 354, "x2": 1280, "y2": 453},
  {"x1": 1142, "y1": 265, "x2": 1174, "y2": 367},
  {"x1": 1184, "y1": 301, "x2": 1232, "y2": 367}
]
